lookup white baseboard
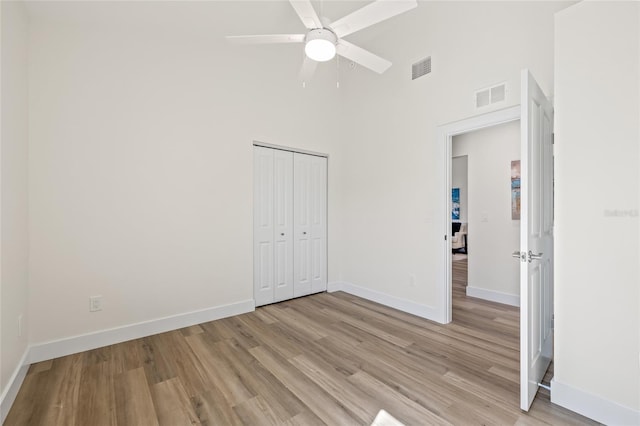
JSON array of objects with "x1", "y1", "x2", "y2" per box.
[
  {"x1": 551, "y1": 378, "x2": 640, "y2": 425},
  {"x1": 327, "y1": 281, "x2": 440, "y2": 322},
  {"x1": 30, "y1": 299, "x2": 255, "y2": 363},
  {"x1": 1, "y1": 349, "x2": 30, "y2": 424},
  {"x1": 327, "y1": 281, "x2": 346, "y2": 293},
  {"x1": 466, "y1": 286, "x2": 519, "y2": 307}
]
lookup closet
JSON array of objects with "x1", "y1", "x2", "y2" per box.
[{"x1": 253, "y1": 145, "x2": 327, "y2": 307}]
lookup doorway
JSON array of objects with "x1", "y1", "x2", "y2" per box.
[{"x1": 450, "y1": 120, "x2": 521, "y2": 320}]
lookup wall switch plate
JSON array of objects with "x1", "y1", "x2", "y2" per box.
[{"x1": 89, "y1": 295, "x2": 103, "y2": 312}]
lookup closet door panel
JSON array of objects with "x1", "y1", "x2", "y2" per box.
[
  {"x1": 273, "y1": 149, "x2": 294, "y2": 302},
  {"x1": 293, "y1": 153, "x2": 312, "y2": 297},
  {"x1": 253, "y1": 147, "x2": 275, "y2": 306},
  {"x1": 310, "y1": 156, "x2": 327, "y2": 293}
]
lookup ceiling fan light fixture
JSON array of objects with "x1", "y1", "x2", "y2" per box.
[{"x1": 305, "y1": 29, "x2": 337, "y2": 62}]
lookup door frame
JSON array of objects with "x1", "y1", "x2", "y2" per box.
[{"x1": 437, "y1": 105, "x2": 521, "y2": 323}]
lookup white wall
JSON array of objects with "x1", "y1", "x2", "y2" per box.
[
  {"x1": 336, "y1": 1, "x2": 568, "y2": 315},
  {"x1": 553, "y1": 1, "x2": 640, "y2": 422},
  {"x1": 1, "y1": 0, "x2": 30, "y2": 400},
  {"x1": 26, "y1": 1, "x2": 342, "y2": 345},
  {"x1": 452, "y1": 121, "x2": 520, "y2": 301},
  {"x1": 451, "y1": 156, "x2": 467, "y2": 223}
]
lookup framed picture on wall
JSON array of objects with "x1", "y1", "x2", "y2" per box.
[
  {"x1": 452, "y1": 188, "x2": 460, "y2": 220},
  {"x1": 511, "y1": 160, "x2": 521, "y2": 220}
]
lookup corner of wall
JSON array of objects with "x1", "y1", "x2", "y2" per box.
[
  {"x1": 551, "y1": 379, "x2": 640, "y2": 425},
  {"x1": 0, "y1": 348, "x2": 30, "y2": 424},
  {"x1": 329, "y1": 281, "x2": 442, "y2": 324}
]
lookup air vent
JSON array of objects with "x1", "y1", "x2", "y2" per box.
[
  {"x1": 412, "y1": 56, "x2": 431, "y2": 80},
  {"x1": 475, "y1": 82, "x2": 507, "y2": 108}
]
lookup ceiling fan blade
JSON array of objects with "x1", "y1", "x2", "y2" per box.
[
  {"x1": 337, "y1": 40, "x2": 392, "y2": 74},
  {"x1": 330, "y1": 0, "x2": 417, "y2": 39},
  {"x1": 289, "y1": 0, "x2": 323, "y2": 30},
  {"x1": 225, "y1": 34, "x2": 305, "y2": 45},
  {"x1": 298, "y1": 56, "x2": 318, "y2": 83}
]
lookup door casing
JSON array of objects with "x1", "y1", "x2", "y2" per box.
[{"x1": 438, "y1": 105, "x2": 521, "y2": 324}]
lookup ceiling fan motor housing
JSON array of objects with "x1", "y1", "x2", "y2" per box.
[{"x1": 304, "y1": 29, "x2": 337, "y2": 62}]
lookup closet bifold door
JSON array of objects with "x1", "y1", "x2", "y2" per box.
[
  {"x1": 253, "y1": 146, "x2": 294, "y2": 306},
  {"x1": 273, "y1": 149, "x2": 294, "y2": 302},
  {"x1": 293, "y1": 153, "x2": 327, "y2": 297}
]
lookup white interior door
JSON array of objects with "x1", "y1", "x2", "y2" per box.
[
  {"x1": 273, "y1": 149, "x2": 294, "y2": 302},
  {"x1": 254, "y1": 146, "x2": 294, "y2": 306},
  {"x1": 309, "y1": 155, "x2": 327, "y2": 293},
  {"x1": 520, "y1": 69, "x2": 554, "y2": 411},
  {"x1": 294, "y1": 153, "x2": 327, "y2": 297},
  {"x1": 253, "y1": 146, "x2": 276, "y2": 306}
]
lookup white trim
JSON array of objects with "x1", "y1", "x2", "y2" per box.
[
  {"x1": 29, "y1": 299, "x2": 254, "y2": 363},
  {"x1": 0, "y1": 349, "x2": 30, "y2": 424},
  {"x1": 327, "y1": 281, "x2": 346, "y2": 292},
  {"x1": 328, "y1": 281, "x2": 440, "y2": 322},
  {"x1": 551, "y1": 378, "x2": 640, "y2": 425},
  {"x1": 252, "y1": 140, "x2": 328, "y2": 158},
  {"x1": 466, "y1": 286, "x2": 520, "y2": 307},
  {"x1": 437, "y1": 105, "x2": 521, "y2": 324}
]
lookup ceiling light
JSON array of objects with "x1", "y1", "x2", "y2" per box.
[{"x1": 305, "y1": 29, "x2": 337, "y2": 62}]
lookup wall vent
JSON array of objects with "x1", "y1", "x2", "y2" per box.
[
  {"x1": 475, "y1": 82, "x2": 507, "y2": 108},
  {"x1": 412, "y1": 56, "x2": 431, "y2": 80}
]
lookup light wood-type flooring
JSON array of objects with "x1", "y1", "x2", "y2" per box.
[{"x1": 6, "y1": 259, "x2": 598, "y2": 425}]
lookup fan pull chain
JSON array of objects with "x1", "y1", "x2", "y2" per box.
[{"x1": 336, "y1": 55, "x2": 340, "y2": 89}]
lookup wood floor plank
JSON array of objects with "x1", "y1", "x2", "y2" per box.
[
  {"x1": 27, "y1": 360, "x2": 53, "y2": 375},
  {"x1": 249, "y1": 345, "x2": 361, "y2": 425},
  {"x1": 215, "y1": 338, "x2": 307, "y2": 422},
  {"x1": 151, "y1": 330, "x2": 210, "y2": 398},
  {"x1": 185, "y1": 333, "x2": 255, "y2": 406},
  {"x1": 347, "y1": 371, "x2": 453, "y2": 426},
  {"x1": 138, "y1": 337, "x2": 176, "y2": 386},
  {"x1": 46, "y1": 354, "x2": 84, "y2": 425},
  {"x1": 4, "y1": 369, "x2": 53, "y2": 425},
  {"x1": 75, "y1": 361, "x2": 117, "y2": 426},
  {"x1": 191, "y1": 388, "x2": 244, "y2": 426},
  {"x1": 289, "y1": 353, "x2": 380, "y2": 424},
  {"x1": 233, "y1": 395, "x2": 283, "y2": 426},
  {"x1": 179, "y1": 324, "x2": 204, "y2": 337},
  {"x1": 115, "y1": 367, "x2": 159, "y2": 426},
  {"x1": 149, "y1": 377, "x2": 200, "y2": 426}
]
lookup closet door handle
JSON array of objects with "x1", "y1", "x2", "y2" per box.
[
  {"x1": 280, "y1": 233, "x2": 285, "y2": 236},
  {"x1": 303, "y1": 231, "x2": 307, "y2": 235}
]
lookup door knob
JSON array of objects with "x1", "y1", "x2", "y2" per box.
[
  {"x1": 512, "y1": 251, "x2": 525, "y2": 261},
  {"x1": 527, "y1": 250, "x2": 543, "y2": 263}
]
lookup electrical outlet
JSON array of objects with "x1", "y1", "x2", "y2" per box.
[
  {"x1": 89, "y1": 295, "x2": 103, "y2": 312},
  {"x1": 409, "y1": 273, "x2": 416, "y2": 287},
  {"x1": 18, "y1": 314, "x2": 23, "y2": 337}
]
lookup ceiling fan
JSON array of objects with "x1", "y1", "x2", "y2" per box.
[{"x1": 226, "y1": 0, "x2": 418, "y2": 83}]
